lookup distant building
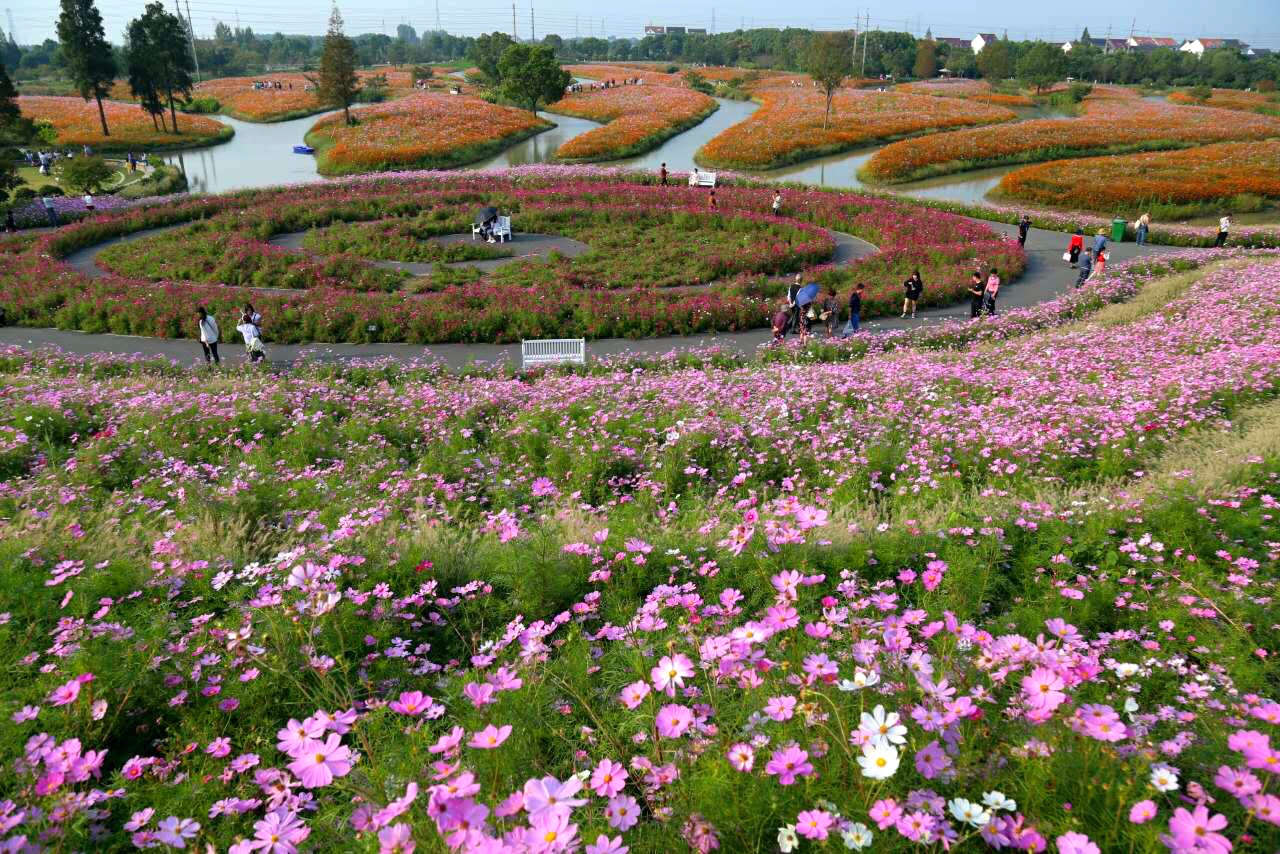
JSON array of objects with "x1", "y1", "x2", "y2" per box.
[
  {"x1": 937, "y1": 37, "x2": 971, "y2": 51},
  {"x1": 686, "y1": 27, "x2": 707, "y2": 34},
  {"x1": 1180, "y1": 38, "x2": 1247, "y2": 57},
  {"x1": 644, "y1": 25, "x2": 665, "y2": 35},
  {"x1": 1126, "y1": 35, "x2": 1178, "y2": 51},
  {"x1": 1062, "y1": 37, "x2": 1105, "y2": 53},
  {"x1": 971, "y1": 33, "x2": 997, "y2": 54}
]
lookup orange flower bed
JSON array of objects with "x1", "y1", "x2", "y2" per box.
[
  {"x1": 862, "y1": 96, "x2": 1280, "y2": 183},
  {"x1": 1167, "y1": 88, "x2": 1280, "y2": 115},
  {"x1": 306, "y1": 92, "x2": 552, "y2": 175},
  {"x1": 895, "y1": 79, "x2": 1034, "y2": 107},
  {"x1": 191, "y1": 74, "x2": 323, "y2": 122},
  {"x1": 19, "y1": 95, "x2": 231, "y2": 150},
  {"x1": 994, "y1": 140, "x2": 1280, "y2": 211},
  {"x1": 550, "y1": 85, "x2": 717, "y2": 160},
  {"x1": 696, "y1": 88, "x2": 1016, "y2": 170},
  {"x1": 566, "y1": 65, "x2": 683, "y2": 86}
]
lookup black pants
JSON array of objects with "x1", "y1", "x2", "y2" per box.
[
  {"x1": 971, "y1": 299, "x2": 984, "y2": 318},
  {"x1": 1018, "y1": 231, "x2": 1028, "y2": 246},
  {"x1": 201, "y1": 341, "x2": 220, "y2": 364},
  {"x1": 1215, "y1": 230, "x2": 1228, "y2": 247},
  {"x1": 1069, "y1": 246, "x2": 1080, "y2": 265}
]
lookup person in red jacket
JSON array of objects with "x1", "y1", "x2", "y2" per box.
[{"x1": 1067, "y1": 229, "x2": 1084, "y2": 268}]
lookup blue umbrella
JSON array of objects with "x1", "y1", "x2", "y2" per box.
[{"x1": 796, "y1": 283, "x2": 820, "y2": 306}]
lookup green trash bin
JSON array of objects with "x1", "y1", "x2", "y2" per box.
[{"x1": 1111, "y1": 217, "x2": 1127, "y2": 243}]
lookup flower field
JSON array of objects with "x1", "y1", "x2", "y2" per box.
[
  {"x1": 861, "y1": 95, "x2": 1280, "y2": 183},
  {"x1": 305, "y1": 93, "x2": 553, "y2": 175},
  {"x1": 566, "y1": 65, "x2": 683, "y2": 86},
  {"x1": 895, "y1": 79, "x2": 1035, "y2": 107},
  {"x1": 994, "y1": 140, "x2": 1280, "y2": 213},
  {"x1": 17, "y1": 95, "x2": 233, "y2": 150},
  {"x1": 550, "y1": 86, "x2": 718, "y2": 161},
  {"x1": 696, "y1": 89, "x2": 1016, "y2": 170},
  {"x1": 2, "y1": 248, "x2": 1280, "y2": 851},
  {"x1": 0, "y1": 168, "x2": 1023, "y2": 344},
  {"x1": 1167, "y1": 88, "x2": 1280, "y2": 116}
]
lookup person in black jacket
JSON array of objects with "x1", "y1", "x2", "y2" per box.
[
  {"x1": 841, "y1": 283, "x2": 864, "y2": 337},
  {"x1": 901, "y1": 271, "x2": 923, "y2": 318},
  {"x1": 1017, "y1": 214, "x2": 1031, "y2": 247},
  {"x1": 786, "y1": 274, "x2": 803, "y2": 335},
  {"x1": 968, "y1": 271, "x2": 985, "y2": 318}
]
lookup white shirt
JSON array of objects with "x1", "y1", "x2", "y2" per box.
[
  {"x1": 1219, "y1": 217, "x2": 1231, "y2": 232},
  {"x1": 83, "y1": 195, "x2": 93, "y2": 206},
  {"x1": 199, "y1": 316, "x2": 219, "y2": 343}
]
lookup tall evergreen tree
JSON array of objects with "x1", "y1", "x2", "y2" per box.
[
  {"x1": 56, "y1": 0, "x2": 117, "y2": 137},
  {"x1": 126, "y1": 4, "x2": 194, "y2": 133},
  {"x1": 0, "y1": 64, "x2": 29, "y2": 207},
  {"x1": 319, "y1": 5, "x2": 360, "y2": 125},
  {"x1": 125, "y1": 16, "x2": 166, "y2": 131}
]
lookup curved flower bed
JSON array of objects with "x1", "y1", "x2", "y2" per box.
[
  {"x1": 304, "y1": 93, "x2": 553, "y2": 175},
  {"x1": 189, "y1": 70, "x2": 426, "y2": 122},
  {"x1": 0, "y1": 169, "x2": 1023, "y2": 344},
  {"x1": 1167, "y1": 88, "x2": 1280, "y2": 116},
  {"x1": 994, "y1": 140, "x2": 1280, "y2": 213},
  {"x1": 549, "y1": 85, "x2": 718, "y2": 161},
  {"x1": 862, "y1": 95, "x2": 1280, "y2": 184},
  {"x1": 696, "y1": 89, "x2": 1016, "y2": 170},
  {"x1": 566, "y1": 64, "x2": 683, "y2": 86},
  {"x1": 2, "y1": 253, "x2": 1280, "y2": 852},
  {"x1": 895, "y1": 79, "x2": 1035, "y2": 107},
  {"x1": 18, "y1": 95, "x2": 233, "y2": 150}
]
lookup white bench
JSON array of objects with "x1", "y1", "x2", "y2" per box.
[
  {"x1": 521, "y1": 338, "x2": 586, "y2": 370},
  {"x1": 492, "y1": 215, "x2": 512, "y2": 242},
  {"x1": 688, "y1": 170, "x2": 717, "y2": 188}
]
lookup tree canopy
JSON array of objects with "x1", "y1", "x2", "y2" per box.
[
  {"x1": 56, "y1": 0, "x2": 116, "y2": 137},
  {"x1": 318, "y1": 5, "x2": 361, "y2": 125},
  {"x1": 126, "y1": 3, "x2": 195, "y2": 133},
  {"x1": 914, "y1": 39, "x2": 938, "y2": 80},
  {"x1": 497, "y1": 44, "x2": 569, "y2": 113},
  {"x1": 1017, "y1": 41, "x2": 1068, "y2": 93},
  {"x1": 804, "y1": 31, "x2": 854, "y2": 129},
  {"x1": 468, "y1": 32, "x2": 516, "y2": 85},
  {"x1": 976, "y1": 39, "x2": 1013, "y2": 81}
]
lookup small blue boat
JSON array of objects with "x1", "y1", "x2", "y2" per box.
[{"x1": 292, "y1": 145, "x2": 315, "y2": 155}]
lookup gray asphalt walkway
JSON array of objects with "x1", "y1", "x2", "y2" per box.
[{"x1": 1, "y1": 222, "x2": 1174, "y2": 370}]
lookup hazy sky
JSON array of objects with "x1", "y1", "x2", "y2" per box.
[{"x1": 12, "y1": 0, "x2": 1280, "y2": 48}]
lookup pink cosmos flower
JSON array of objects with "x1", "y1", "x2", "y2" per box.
[
  {"x1": 377, "y1": 823, "x2": 414, "y2": 854},
  {"x1": 463, "y1": 682, "x2": 496, "y2": 708},
  {"x1": 914, "y1": 740, "x2": 952, "y2": 780},
  {"x1": 49, "y1": 678, "x2": 81, "y2": 707},
  {"x1": 1054, "y1": 831, "x2": 1100, "y2": 854},
  {"x1": 154, "y1": 816, "x2": 201, "y2": 848},
  {"x1": 1167, "y1": 805, "x2": 1231, "y2": 851},
  {"x1": 528, "y1": 809, "x2": 578, "y2": 851},
  {"x1": 206, "y1": 738, "x2": 232, "y2": 758},
  {"x1": 619, "y1": 680, "x2": 651, "y2": 709},
  {"x1": 523, "y1": 775, "x2": 586, "y2": 818},
  {"x1": 1128, "y1": 800, "x2": 1157, "y2": 824},
  {"x1": 656, "y1": 704, "x2": 694, "y2": 739},
  {"x1": 795, "y1": 809, "x2": 834, "y2": 841},
  {"x1": 1022, "y1": 667, "x2": 1066, "y2": 713},
  {"x1": 590, "y1": 758, "x2": 628, "y2": 798},
  {"x1": 764, "y1": 695, "x2": 797, "y2": 722},
  {"x1": 11, "y1": 705, "x2": 39, "y2": 723},
  {"x1": 585, "y1": 834, "x2": 628, "y2": 854},
  {"x1": 764, "y1": 745, "x2": 812, "y2": 785},
  {"x1": 1214, "y1": 765, "x2": 1262, "y2": 800},
  {"x1": 605, "y1": 795, "x2": 641, "y2": 831},
  {"x1": 388, "y1": 691, "x2": 429, "y2": 716},
  {"x1": 1248, "y1": 793, "x2": 1280, "y2": 826},
  {"x1": 428, "y1": 726, "x2": 465, "y2": 755},
  {"x1": 468, "y1": 724, "x2": 512, "y2": 750},
  {"x1": 287, "y1": 734, "x2": 353, "y2": 789},
  {"x1": 277, "y1": 718, "x2": 325, "y2": 755},
  {"x1": 651, "y1": 654, "x2": 695, "y2": 696},
  {"x1": 870, "y1": 799, "x2": 902, "y2": 830},
  {"x1": 727, "y1": 743, "x2": 755, "y2": 772},
  {"x1": 250, "y1": 808, "x2": 310, "y2": 853}
]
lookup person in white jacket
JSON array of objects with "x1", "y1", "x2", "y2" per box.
[{"x1": 197, "y1": 307, "x2": 220, "y2": 365}]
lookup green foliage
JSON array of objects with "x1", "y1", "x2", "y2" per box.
[
  {"x1": 683, "y1": 69, "x2": 714, "y2": 95},
  {"x1": 467, "y1": 31, "x2": 516, "y2": 84},
  {"x1": 497, "y1": 43, "x2": 570, "y2": 113},
  {"x1": 1017, "y1": 40, "x2": 1069, "y2": 93},
  {"x1": 804, "y1": 31, "x2": 854, "y2": 128},
  {"x1": 977, "y1": 39, "x2": 1013, "y2": 81},
  {"x1": 355, "y1": 72, "x2": 389, "y2": 103},
  {"x1": 125, "y1": 2, "x2": 196, "y2": 133},
  {"x1": 317, "y1": 5, "x2": 360, "y2": 124},
  {"x1": 58, "y1": 155, "x2": 113, "y2": 194},
  {"x1": 180, "y1": 95, "x2": 220, "y2": 114},
  {"x1": 913, "y1": 39, "x2": 937, "y2": 80},
  {"x1": 55, "y1": 0, "x2": 116, "y2": 136}
]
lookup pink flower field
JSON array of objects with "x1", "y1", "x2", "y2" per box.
[{"x1": 1, "y1": 244, "x2": 1279, "y2": 851}]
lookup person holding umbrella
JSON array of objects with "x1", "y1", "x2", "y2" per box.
[
  {"x1": 474, "y1": 206, "x2": 498, "y2": 241},
  {"x1": 794, "y1": 280, "x2": 821, "y2": 341},
  {"x1": 785, "y1": 274, "x2": 803, "y2": 335}
]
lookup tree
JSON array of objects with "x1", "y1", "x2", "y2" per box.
[
  {"x1": 947, "y1": 47, "x2": 976, "y2": 78},
  {"x1": 395, "y1": 24, "x2": 417, "y2": 44},
  {"x1": 60, "y1": 155, "x2": 113, "y2": 193},
  {"x1": 125, "y1": 16, "x2": 167, "y2": 130},
  {"x1": 128, "y1": 3, "x2": 194, "y2": 134},
  {"x1": 1016, "y1": 41, "x2": 1067, "y2": 93},
  {"x1": 56, "y1": 0, "x2": 117, "y2": 138},
  {"x1": 913, "y1": 39, "x2": 937, "y2": 79},
  {"x1": 318, "y1": 5, "x2": 360, "y2": 125},
  {"x1": 1079, "y1": 27, "x2": 1092, "y2": 43},
  {"x1": 976, "y1": 40, "x2": 1012, "y2": 81},
  {"x1": 0, "y1": 63, "x2": 29, "y2": 207},
  {"x1": 804, "y1": 31, "x2": 853, "y2": 129},
  {"x1": 497, "y1": 44, "x2": 569, "y2": 113},
  {"x1": 468, "y1": 31, "x2": 515, "y2": 84}
]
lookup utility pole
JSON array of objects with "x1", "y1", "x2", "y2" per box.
[
  {"x1": 860, "y1": 11, "x2": 869, "y2": 78},
  {"x1": 530, "y1": 0, "x2": 534, "y2": 41},
  {"x1": 511, "y1": 1, "x2": 517, "y2": 39},
  {"x1": 435, "y1": 0, "x2": 440, "y2": 31},
  {"x1": 183, "y1": 0, "x2": 201, "y2": 81}
]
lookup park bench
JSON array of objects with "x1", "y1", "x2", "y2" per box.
[
  {"x1": 688, "y1": 170, "x2": 717, "y2": 188},
  {"x1": 521, "y1": 338, "x2": 586, "y2": 371},
  {"x1": 492, "y1": 215, "x2": 512, "y2": 242}
]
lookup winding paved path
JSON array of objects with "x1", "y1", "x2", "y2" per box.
[
  {"x1": 3, "y1": 222, "x2": 1173, "y2": 369},
  {"x1": 267, "y1": 230, "x2": 589, "y2": 274}
]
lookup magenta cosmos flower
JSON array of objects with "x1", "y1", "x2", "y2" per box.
[
  {"x1": 655, "y1": 704, "x2": 695, "y2": 739},
  {"x1": 287, "y1": 734, "x2": 353, "y2": 789},
  {"x1": 468, "y1": 724, "x2": 512, "y2": 750},
  {"x1": 651, "y1": 653, "x2": 695, "y2": 696},
  {"x1": 590, "y1": 758, "x2": 628, "y2": 797},
  {"x1": 1166, "y1": 805, "x2": 1230, "y2": 853},
  {"x1": 765, "y1": 746, "x2": 813, "y2": 785},
  {"x1": 1054, "y1": 831, "x2": 1100, "y2": 854},
  {"x1": 1128, "y1": 800, "x2": 1158, "y2": 824}
]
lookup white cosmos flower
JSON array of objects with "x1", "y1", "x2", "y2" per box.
[
  {"x1": 982, "y1": 791, "x2": 1017, "y2": 812},
  {"x1": 858, "y1": 704, "x2": 907, "y2": 747},
  {"x1": 841, "y1": 823, "x2": 873, "y2": 850},
  {"x1": 1150, "y1": 766, "x2": 1180, "y2": 792},
  {"x1": 857, "y1": 742, "x2": 900, "y2": 780},
  {"x1": 1113, "y1": 662, "x2": 1140, "y2": 678},
  {"x1": 777, "y1": 824, "x2": 799, "y2": 853},
  {"x1": 948, "y1": 798, "x2": 992, "y2": 827}
]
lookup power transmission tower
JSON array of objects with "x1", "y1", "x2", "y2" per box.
[
  {"x1": 183, "y1": 0, "x2": 201, "y2": 81},
  {"x1": 530, "y1": 0, "x2": 534, "y2": 41},
  {"x1": 511, "y1": 2, "x2": 517, "y2": 39},
  {"x1": 4, "y1": 8, "x2": 16, "y2": 45},
  {"x1": 435, "y1": 0, "x2": 440, "y2": 31},
  {"x1": 711, "y1": 8, "x2": 715, "y2": 34}
]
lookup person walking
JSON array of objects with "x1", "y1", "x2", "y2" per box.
[
  {"x1": 4, "y1": 209, "x2": 15, "y2": 233},
  {"x1": 1093, "y1": 228, "x2": 1107, "y2": 256},
  {"x1": 1090, "y1": 249, "x2": 1107, "y2": 281},
  {"x1": 841, "y1": 283, "x2": 864, "y2": 337},
  {"x1": 708, "y1": 189, "x2": 717, "y2": 210},
  {"x1": 901, "y1": 270, "x2": 923, "y2": 318},
  {"x1": 41, "y1": 196, "x2": 58, "y2": 228},
  {"x1": 1135, "y1": 212, "x2": 1150, "y2": 246},
  {"x1": 1017, "y1": 214, "x2": 1031, "y2": 247},
  {"x1": 237, "y1": 305, "x2": 265, "y2": 363},
  {"x1": 983, "y1": 268, "x2": 1001, "y2": 316},
  {"x1": 197, "y1": 307, "x2": 221, "y2": 365},
  {"x1": 82, "y1": 192, "x2": 95, "y2": 213},
  {"x1": 659, "y1": 162, "x2": 668, "y2": 186},
  {"x1": 771, "y1": 300, "x2": 791, "y2": 343},
  {"x1": 772, "y1": 191, "x2": 782, "y2": 216},
  {"x1": 1067, "y1": 229, "x2": 1084, "y2": 267},
  {"x1": 820, "y1": 286, "x2": 839, "y2": 337},
  {"x1": 1216, "y1": 214, "x2": 1231, "y2": 247},
  {"x1": 1076, "y1": 247, "x2": 1094, "y2": 287},
  {"x1": 968, "y1": 270, "x2": 985, "y2": 318},
  {"x1": 785, "y1": 274, "x2": 803, "y2": 336}
]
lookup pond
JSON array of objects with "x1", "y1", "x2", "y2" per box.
[{"x1": 156, "y1": 95, "x2": 1054, "y2": 207}]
